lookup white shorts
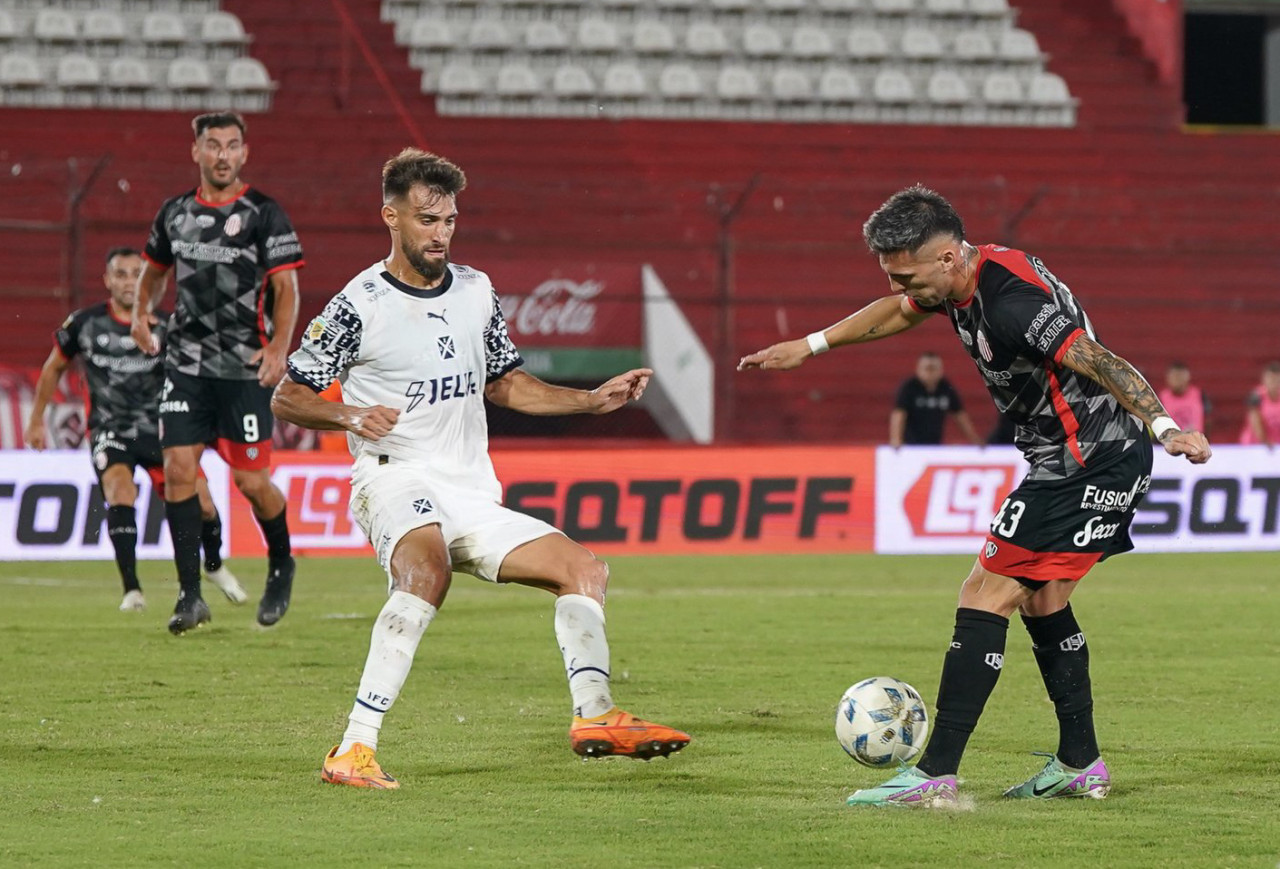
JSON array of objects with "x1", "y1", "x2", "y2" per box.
[{"x1": 349, "y1": 459, "x2": 561, "y2": 583}]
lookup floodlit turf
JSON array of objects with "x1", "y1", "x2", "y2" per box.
[{"x1": 1, "y1": 552, "x2": 1277, "y2": 868}]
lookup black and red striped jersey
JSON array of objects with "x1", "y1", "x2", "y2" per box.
[
  {"x1": 911, "y1": 245, "x2": 1144, "y2": 480},
  {"x1": 144, "y1": 186, "x2": 304, "y2": 380}
]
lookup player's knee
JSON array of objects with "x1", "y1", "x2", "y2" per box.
[
  {"x1": 231, "y1": 469, "x2": 271, "y2": 501},
  {"x1": 567, "y1": 557, "x2": 609, "y2": 601}
]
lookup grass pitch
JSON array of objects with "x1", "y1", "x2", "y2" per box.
[{"x1": 1, "y1": 552, "x2": 1277, "y2": 868}]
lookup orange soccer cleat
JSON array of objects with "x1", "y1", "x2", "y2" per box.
[
  {"x1": 320, "y1": 743, "x2": 400, "y2": 789},
  {"x1": 569, "y1": 708, "x2": 691, "y2": 760}
]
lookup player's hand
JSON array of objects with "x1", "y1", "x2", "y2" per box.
[
  {"x1": 251, "y1": 342, "x2": 289, "y2": 387},
  {"x1": 345, "y1": 405, "x2": 400, "y2": 441},
  {"x1": 23, "y1": 419, "x2": 47, "y2": 451},
  {"x1": 586, "y1": 368, "x2": 653, "y2": 414},
  {"x1": 130, "y1": 312, "x2": 160, "y2": 355},
  {"x1": 1161, "y1": 429, "x2": 1212, "y2": 464},
  {"x1": 737, "y1": 339, "x2": 811, "y2": 371}
]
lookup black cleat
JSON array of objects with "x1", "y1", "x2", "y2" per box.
[
  {"x1": 257, "y1": 556, "x2": 295, "y2": 626},
  {"x1": 168, "y1": 591, "x2": 212, "y2": 635}
]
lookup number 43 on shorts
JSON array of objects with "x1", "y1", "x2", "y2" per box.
[{"x1": 991, "y1": 497, "x2": 1025, "y2": 538}]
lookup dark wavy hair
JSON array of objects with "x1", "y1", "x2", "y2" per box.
[
  {"x1": 382, "y1": 148, "x2": 467, "y2": 203},
  {"x1": 192, "y1": 111, "x2": 246, "y2": 139},
  {"x1": 863, "y1": 185, "x2": 965, "y2": 255}
]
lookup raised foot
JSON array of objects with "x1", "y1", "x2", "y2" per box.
[{"x1": 570, "y1": 708, "x2": 691, "y2": 760}]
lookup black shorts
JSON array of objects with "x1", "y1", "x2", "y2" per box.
[
  {"x1": 160, "y1": 369, "x2": 274, "y2": 470},
  {"x1": 90, "y1": 428, "x2": 165, "y2": 489},
  {"x1": 979, "y1": 442, "x2": 1155, "y2": 582}
]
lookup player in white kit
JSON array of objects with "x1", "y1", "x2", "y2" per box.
[{"x1": 272, "y1": 149, "x2": 690, "y2": 788}]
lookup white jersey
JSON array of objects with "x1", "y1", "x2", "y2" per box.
[{"x1": 287, "y1": 261, "x2": 523, "y2": 499}]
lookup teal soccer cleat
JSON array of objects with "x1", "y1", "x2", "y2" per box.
[
  {"x1": 1003, "y1": 753, "x2": 1111, "y2": 800},
  {"x1": 846, "y1": 766, "x2": 958, "y2": 807}
]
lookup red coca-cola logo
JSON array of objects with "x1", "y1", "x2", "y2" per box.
[{"x1": 502, "y1": 279, "x2": 602, "y2": 336}]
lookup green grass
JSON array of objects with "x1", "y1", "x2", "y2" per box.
[{"x1": 1, "y1": 553, "x2": 1277, "y2": 868}]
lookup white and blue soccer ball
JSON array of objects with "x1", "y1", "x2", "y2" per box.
[{"x1": 835, "y1": 676, "x2": 930, "y2": 768}]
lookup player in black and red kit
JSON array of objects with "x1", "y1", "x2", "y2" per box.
[
  {"x1": 740, "y1": 186, "x2": 1211, "y2": 806},
  {"x1": 25, "y1": 247, "x2": 242, "y2": 612},
  {"x1": 131, "y1": 112, "x2": 305, "y2": 634}
]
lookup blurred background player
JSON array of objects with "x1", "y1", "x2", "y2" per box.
[
  {"x1": 1157, "y1": 361, "x2": 1211, "y2": 439},
  {"x1": 131, "y1": 111, "x2": 305, "y2": 634},
  {"x1": 740, "y1": 186, "x2": 1211, "y2": 807},
  {"x1": 24, "y1": 247, "x2": 242, "y2": 613},
  {"x1": 1239, "y1": 361, "x2": 1280, "y2": 448},
  {"x1": 272, "y1": 149, "x2": 690, "y2": 789},
  {"x1": 889, "y1": 351, "x2": 982, "y2": 447}
]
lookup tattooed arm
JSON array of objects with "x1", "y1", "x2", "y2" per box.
[
  {"x1": 738, "y1": 296, "x2": 931, "y2": 371},
  {"x1": 1060, "y1": 334, "x2": 1212, "y2": 464}
]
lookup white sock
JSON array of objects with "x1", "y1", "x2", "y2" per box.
[
  {"x1": 554, "y1": 594, "x2": 614, "y2": 720},
  {"x1": 337, "y1": 591, "x2": 436, "y2": 754}
]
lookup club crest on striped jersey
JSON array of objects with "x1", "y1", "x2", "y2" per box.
[
  {"x1": 976, "y1": 329, "x2": 993, "y2": 362},
  {"x1": 225, "y1": 213, "x2": 243, "y2": 236}
]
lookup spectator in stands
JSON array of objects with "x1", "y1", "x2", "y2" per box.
[
  {"x1": 890, "y1": 351, "x2": 982, "y2": 446},
  {"x1": 1240, "y1": 361, "x2": 1280, "y2": 448},
  {"x1": 1157, "y1": 361, "x2": 1211, "y2": 438}
]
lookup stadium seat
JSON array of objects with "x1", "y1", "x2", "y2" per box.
[
  {"x1": 552, "y1": 64, "x2": 596, "y2": 103},
  {"x1": 790, "y1": 25, "x2": 835, "y2": 61},
  {"x1": 708, "y1": 0, "x2": 754, "y2": 17},
  {"x1": 872, "y1": 68, "x2": 917, "y2": 121},
  {"x1": 657, "y1": 0, "x2": 701, "y2": 16},
  {"x1": 407, "y1": 19, "x2": 454, "y2": 69},
  {"x1": 0, "y1": 10, "x2": 18, "y2": 53},
  {"x1": 658, "y1": 63, "x2": 704, "y2": 116},
  {"x1": 0, "y1": 54, "x2": 45, "y2": 106},
  {"x1": 743, "y1": 24, "x2": 785, "y2": 60},
  {"x1": 969, "y1": 0, "x2": 1011, "y2": 19},
  {"x1": 34, "y1": 8, "x2": 78, "y2": 56},
  {"x1": 953, "y1": 30, "x2": 996, "y2": 63},
  {"x1": 716, "y1": 65, "x2": 762, "y2": 115},
  {"x1": 495, "y1": 63, "x2": 541, "y2": 114},
  {"x1": 1027, "y1": 71, "x2": 1075, "y2": 126},
  {"x1": 104, "y1": 55, "x2": 153, "y2": 109},
  {"x1": 83, "y1": 10, "x2": 127, "y2": 58},
  {"x1": 772, "y1": 66, "x2": 813, "y2": 103},
  {"x1": 601, "y1": 62, "x2": 647, "y2": 106},
  {"x1": 926, "y1": 68, "x2": 972, "y2": 123},
  {"x1": 525, "y1": 20, "x2": 569, "y2": 54},
  {"x1": 763, "y1": 0, "x2": 807, "y2": 17},
  {"x1": 981, "y1": 70, "x2": 1027, "y2": 123},
  {"x1": 633, "y1": 20, "x2": 676, "y2": 58},
  {"x1": 815, "y1": 0, "x2": 862, "y2": 13},
  {"x1": 998, "y1": 29, "x2": 1042, "y2": 63},
  {"x1": 870, "y1": 0, "x2": 915, "y2": 16},
  {"x1": 142, "y1": 12, "x2": 188, "y2": 59},
  {"x1": 598, "y1": 0, "x2": 644, "y2": 16},
  {"x1": 226, "y1": 57, "x2": 273, "y2": 111},
  {"x1": 200, "y1": 11, "x2": 251, "y2": 61},
  {"x1": 575, "y1": 18, "x2": 620, "y2": 53},
  {"x1": 167, "y1": 56, "x2": 213, "y2": 109},
  {"x1": 923, "y1": 0, "x2": 966, "y2": 17},
  {"x1": 436, "y1": 63, "x2": 486, "y2": 114},
  {"x1": 56, "y1": 54, "x2": 101, "y2": 107},
  {"x1": 847, "y1": 28, "x2": 889, "y2": 64},
  {"x1": 817, "y1": 67, "x2": 866, "y2": 120},
  {"x1": 899, "y1": 28, "x2": 943, "y2": 62},
  {"x1": 686, "y1": 22, "x2": 730, "y2": 59},
  {"x1": 469, "y1": 20, "x2": 516, "y2": 53}
]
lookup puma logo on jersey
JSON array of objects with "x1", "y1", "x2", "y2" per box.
[{"x1": 427, "y1": 310, "x2": 448, "y2": 325}]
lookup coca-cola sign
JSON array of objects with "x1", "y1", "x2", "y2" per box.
[
  {"x1": 502, "y1": 279, "x2": 601, "y2": 337},
  {"x1": 487, "y1": 263, "x2": 642, "y2": 349}
]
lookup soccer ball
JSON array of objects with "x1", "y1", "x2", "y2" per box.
[{"x1": 835, "y1": 676, "x2": 929, "y2": 768}]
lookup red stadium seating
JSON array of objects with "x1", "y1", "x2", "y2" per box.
[{"x1": 0, "y1": 0, "x2": 1274, "y2": 443}]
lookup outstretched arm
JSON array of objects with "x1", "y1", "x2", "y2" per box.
[
  {"x1": 484, "y1": 368, "x2": 651, "y2": 415},
  {"x1": 24, "y1": 348, "x2": 70, "y2": 450},
  {"x1": 1060, "y1": 334, "x2": 1211, "y2": 463},
  {"x1": 737, "y1": 295, "x2": 931, "y2": 372}
]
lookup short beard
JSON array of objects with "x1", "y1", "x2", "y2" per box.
[{"x1": 403, "y1": 242, "x2": 448, "y2": 284}]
